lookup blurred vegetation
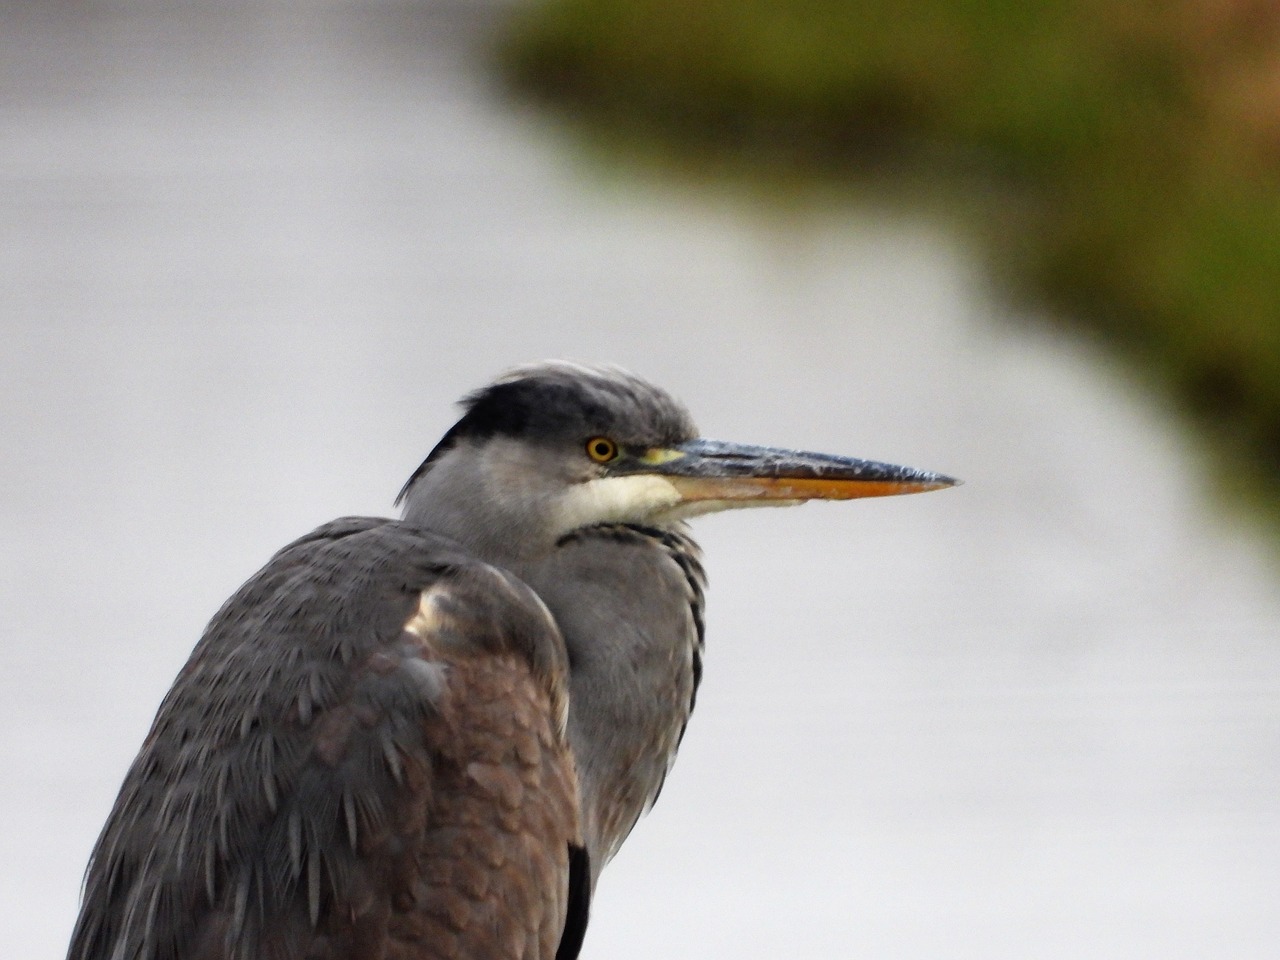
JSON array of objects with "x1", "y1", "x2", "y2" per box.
[{"x1": 499, "y1": 0, "x2": 1280, "y2": 495}]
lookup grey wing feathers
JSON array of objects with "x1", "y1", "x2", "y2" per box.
[{"x1": 68, "y1": 518, "x2": 580, "y2": 960}]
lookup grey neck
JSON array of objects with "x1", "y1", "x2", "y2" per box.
[
  {"x1": 520, "y1": 525, "x2": 705, "y2": 885},
  {"x1": 399, "y1": 447, "x2": 705, "y2": 886},
  {"x1": 399, "y1": 441, "x2": 564, "y2": 570}
]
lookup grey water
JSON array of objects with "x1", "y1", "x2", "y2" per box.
[{"x1": 3, "y1": 3, "x2": 1278, "y2": 958}]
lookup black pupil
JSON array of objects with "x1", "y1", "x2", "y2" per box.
[{"x1": 593, "y1": 441, "x2": 611, "y2": 458}]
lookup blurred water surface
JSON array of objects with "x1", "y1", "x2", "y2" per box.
[{"x1": 3, "y1": 4, "x2": 1279, "y2": 958}]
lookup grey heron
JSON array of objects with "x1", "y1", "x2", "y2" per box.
[{"x1": 67, "y1": 361, "x2": 955, "y2": 960}]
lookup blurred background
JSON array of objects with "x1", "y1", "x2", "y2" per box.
[{"x1": 3, "y1": 1, "x2": 1279, "y2": 957}]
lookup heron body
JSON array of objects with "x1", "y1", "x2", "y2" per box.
[{"x1": 68, "y1": 362, "x2": 954, "y2": 960}]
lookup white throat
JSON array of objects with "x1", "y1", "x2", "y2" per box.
[{"x1": 552, "y1": 475, "x2": 685, "y2": 534}]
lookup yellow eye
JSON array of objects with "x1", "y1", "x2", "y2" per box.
[{"x1": 585, "y1": 436, "x2": 619, "y2": 463}]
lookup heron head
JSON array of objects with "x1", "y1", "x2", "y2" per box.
[{"x1": 398, "y1": 361, "x2": 955, "y2": 559}]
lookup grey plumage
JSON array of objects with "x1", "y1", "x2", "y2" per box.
[
  {"x1": 527, "y1": 523, "x2": 705, "y2": 872},
  {"x1": 396, "y1": 364, "x2": 711, "y2": 880},
  {"x1": 70, "y1": 520, "x2": 581, "y2": 960},
  {"x1": 68, "y1": 361, "x2": 955, "y2": 960}
]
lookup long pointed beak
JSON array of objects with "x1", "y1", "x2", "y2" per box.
[{"x1": 630, "y1": 438, "x2": 958, "y2": 507}]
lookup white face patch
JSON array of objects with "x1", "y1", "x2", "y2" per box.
[{"x1": 553, "y1": 474, "x2": 684, "y2": 533}]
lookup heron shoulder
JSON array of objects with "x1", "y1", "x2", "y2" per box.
[{"x1": 68, "y1": 517, "x2": 579, "y2": 960}]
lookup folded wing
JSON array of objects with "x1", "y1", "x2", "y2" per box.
[{"x1": 68, "y1": 518, "x2": 587, "y2": 960}]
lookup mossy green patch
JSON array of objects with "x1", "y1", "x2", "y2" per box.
[{"x1": 497, "y1": 0, "x2": 1280, "y2": 522}]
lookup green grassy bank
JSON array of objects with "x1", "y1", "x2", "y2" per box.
[{"x1": 498, "y1": 0, "x2": 1280, "y2": 496}]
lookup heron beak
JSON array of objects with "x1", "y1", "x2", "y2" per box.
[{"x1": 632, "y1": 438, "x2": 958, "y2": 508}]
